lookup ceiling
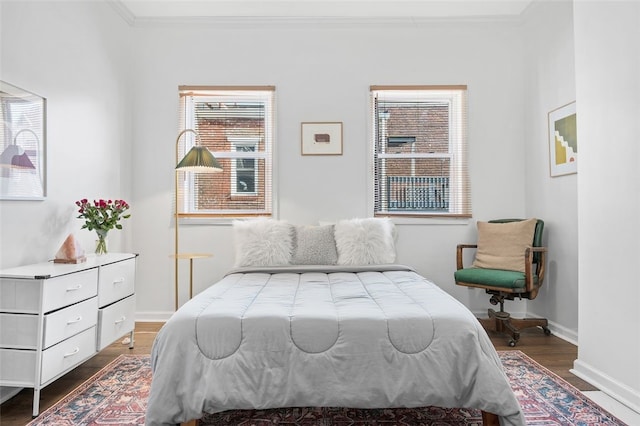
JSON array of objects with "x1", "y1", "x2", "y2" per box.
[{"x1": 114, "y1": 0, "x2": 535, "y2": 20}]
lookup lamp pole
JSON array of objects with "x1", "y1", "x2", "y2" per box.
[{"x1": 174, "y1": 129, "x2": 222, "y2": 311}]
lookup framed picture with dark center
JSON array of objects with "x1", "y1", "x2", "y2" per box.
[{"x1": 301, "y1": 122, "x2": 343, "y2": 155}]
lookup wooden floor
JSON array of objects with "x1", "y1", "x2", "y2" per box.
[{"x1": 0, "y1": 322, "x2": 597, "y2": 426}]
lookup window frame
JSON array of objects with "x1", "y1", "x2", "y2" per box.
[
  {"x1": 369, "y1": 85, "x2": 471, "y2": 219},
  {"x1": 177, "y1": 86, "x2": 275, "y2": 220}
]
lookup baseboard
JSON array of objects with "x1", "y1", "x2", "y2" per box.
[
  {"x1": 545, "y1": 324, "x2": 577, "y2": 346},
  {"x1": 471, "y1": 309, "x2": 578, "y2": 346},
  {"x1": 572, "y1": 359, "x2": 640, "y2": 415},
  {"x1": 530, "y1": 312, "x2": 578, "y2": 346}
]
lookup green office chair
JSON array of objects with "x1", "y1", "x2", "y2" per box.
[{"x1": 454, "y1": 218, "x2": 550, "y2": 346}]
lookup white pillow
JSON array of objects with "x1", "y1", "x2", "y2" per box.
[
  {"x1": 292, "y1": 225, "x2": 338, "y2": 265},
  {"x1": 233, "y1": 218, "x2": 293, "y2": 267},
  {"x1": 334, "y1": 218, "x2": 396, "y2": 265}
]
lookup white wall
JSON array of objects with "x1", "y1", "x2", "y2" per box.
[
  {"x1": 572, "y1": 0, "x2": 640, "y2": 412},
  {"x1": 0, "y1": 1, "x2": 133, "y2": 268},
  {"x1": 130, "y1": 20, "x2": 528, "y2": 318},
  {"x1": 522, "y1": 0, "x2": 578, "y2": 343},
  {"x1": 0, "y1": 0, "x2": 132, "y2": 401}
]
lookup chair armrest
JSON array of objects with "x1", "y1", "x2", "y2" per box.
[
  {"x1": 528, "y1": 246, "x2": 547, "y2": 253},
  {"x1": 456, "y1": 244, "x2": 477, "y2": 270},
  {"x1": 525, "y1": 246, "x2": 548, "y2": 293}
]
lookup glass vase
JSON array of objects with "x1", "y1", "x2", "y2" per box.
[{"x1": 95, "y1": 230, "x2": 108, "y2": 255}]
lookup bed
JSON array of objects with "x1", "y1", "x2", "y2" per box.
[{"x1": 145, "y1": 219, "x2": 525, "y2": 426}]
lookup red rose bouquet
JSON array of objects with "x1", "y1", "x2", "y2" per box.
[{"x1": 76, "y1": 199, "x2": 131, "y2": 254}]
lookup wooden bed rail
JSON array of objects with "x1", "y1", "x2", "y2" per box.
[
  {"x1": 182, "y1": 410, "x2": 500, "y2": 426},
  {"x1": 482, "y1": 411, "x2": 500, "y2": 425}
]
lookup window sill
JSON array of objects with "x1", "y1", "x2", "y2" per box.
[
  {"x1": 379, "y1": 216, "x2": 472, "y2": 226},
  {"x1": 177, "y1": 215, "x2": 471, "y2": 227}
]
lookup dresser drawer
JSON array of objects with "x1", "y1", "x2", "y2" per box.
[
  {"x1": 43, "y1": 297, "x2": 98, "y2": 349},
  {"x1": 98, "y1": 259, "x2": 135, "y2": 308},
  {"x1": 0, "y1": 313, "x2": 39, "y2": 349},
  {"x1": 42, "y1": 269, "x2": 98, "y2": 313},
  {"x1": 0, "y1": 327, "x2": 97, "y2": 386},
  {"x1": 0, "y1": 347, "x2": 37, "y2": 386},
  {"x1": 97, "y1": 295, "x2": 135, "y2": 350},
  {"x1": 0, "y1": 279, "x2": 41, "y2": 313},
  {"x1": 40, "y1": 327, "x2": 97, "y2": 385}
]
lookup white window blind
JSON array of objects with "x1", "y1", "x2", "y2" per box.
[
  {"x1": 371, "y1": 85, "x2": 471, "y2": 218},
  {"x1": 178, "y1": 86, "x2": 275, "y2": 217}
]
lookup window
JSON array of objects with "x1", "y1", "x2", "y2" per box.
[
  {"x1": 370, "y1": 85, "x2": 470, "y2": 218},
  {"x1": 230, "y1": 138, "x2": 258, "y2": 195},
  {"x1": 178, "y1": 86, "x2": 275, "y2": 217}
]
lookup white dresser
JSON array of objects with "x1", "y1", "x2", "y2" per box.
[{"x1": 0, "y1": 252, "x2": 137, "y2": 417}]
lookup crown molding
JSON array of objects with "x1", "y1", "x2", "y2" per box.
[
  {"x1": 125, "y1": 14, "x2": 522, "y2": 30},
  {"x1": 107, "y1": 0, "x2": 527, "y2": 28}
]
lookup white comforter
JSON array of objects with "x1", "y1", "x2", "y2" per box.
[{"x1": 146, "y1": 265, "x2": 524, "y2": 426}]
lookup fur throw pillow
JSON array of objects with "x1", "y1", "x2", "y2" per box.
[
  {"x1": 334, "y1": 218, "x2": 396, "y2": 265},
  {"x1": 233, "y1": 218, "x2": 293, "y2": 267}
]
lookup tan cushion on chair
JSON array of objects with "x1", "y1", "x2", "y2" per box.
[{"x1": 472, "y1": 218, "x2": 537, "y2": 273}]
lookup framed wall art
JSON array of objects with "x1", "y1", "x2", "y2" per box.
[
  {"x1": 301, "y1": 122, "x2": 343, "y2": 155},
  {"x1": 548, "y1": 101, "x2": 577, "y2": 177},
  {"x1": 0, "y1": 81, "x2": 47, "y2": 200}
]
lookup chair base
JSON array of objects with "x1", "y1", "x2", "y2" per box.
[{"x1": 478, "y1": 309, "x2": 551, "y2": 346}]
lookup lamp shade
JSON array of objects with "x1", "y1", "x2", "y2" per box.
[{"x1": 176, "y1": 146, "x2": 223, "y2": 172}]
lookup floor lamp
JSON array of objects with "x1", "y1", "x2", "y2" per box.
[{"x1": 174, "y1": 129, "x2": 222, "y2": 310}]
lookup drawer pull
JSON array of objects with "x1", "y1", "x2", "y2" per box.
[
  {"x1": 113, "y1": 278, "x2": 125, "y2": 285},
  {"x1": 63, "y1": 347, "x2": 80, "y2": 358},
  {"x1": 114, "y1": 315, "x2": 126, "y2": 325},
  {"x1": 65, "y1": 284, "x2": 82, "y2": 292},
  {"x1": 67, "y1": 315, "x2": 82, "y2": 325}
]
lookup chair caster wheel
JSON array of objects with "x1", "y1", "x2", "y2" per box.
[{"x1": 508, "y1": 340, "x2": 516, "y2": 347}]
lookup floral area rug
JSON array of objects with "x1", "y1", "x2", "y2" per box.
[{"x1": 28, "y1": 351, "x2": 625, "y2": 426}]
